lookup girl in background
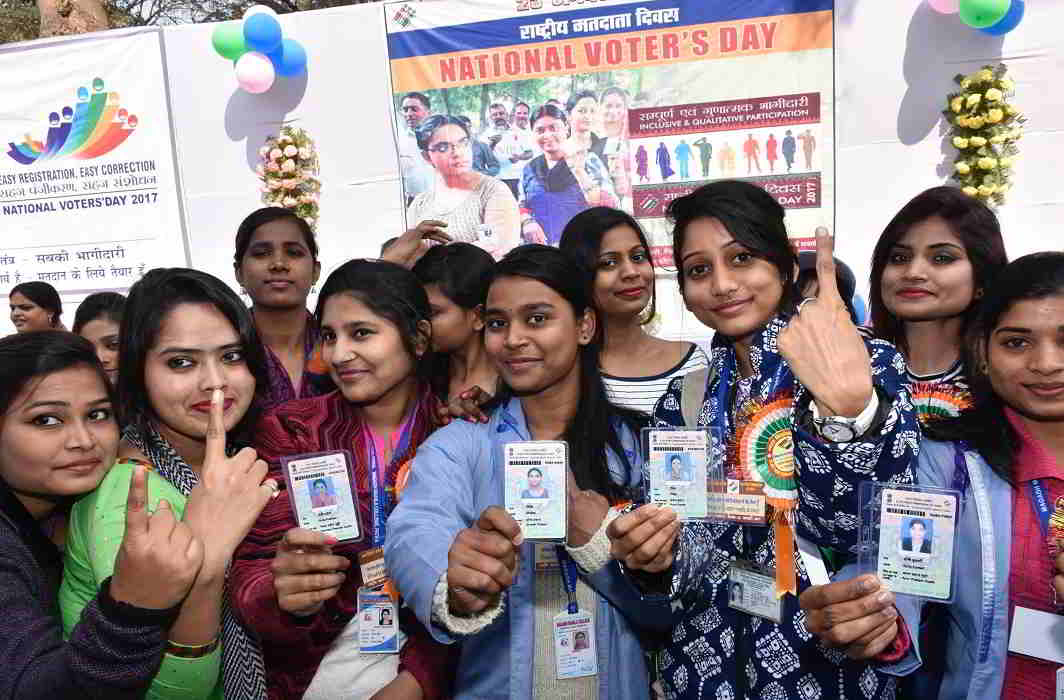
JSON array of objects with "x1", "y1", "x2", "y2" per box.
[
  {"x1": 73, "y1": 291, "x2": 125, "y2": 384},
  {"x1": 10, "y1": 281, "x2": 63, "y2": 332}
]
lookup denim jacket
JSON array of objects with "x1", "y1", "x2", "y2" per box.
[{"x1": 385, "y1": 396, "x2": 673, "y2": 700}]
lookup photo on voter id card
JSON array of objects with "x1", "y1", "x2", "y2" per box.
[
  {"x1": 644, "y1": 428, "x2": 709, "y2": 520},
  {"x1": 504, "y1": 441, "x2": 567, "y2": 541},
  {"x1": 860, "y1": 483, "x2": 958, "y2": 601},
  {"x1": 281, "y1": 450, "x2": 362, "y2": 544}
]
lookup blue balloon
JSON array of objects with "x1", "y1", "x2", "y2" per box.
[
  {"x1": 243, "y1": 13, "x2": 282, "y2": 53},
  {"x1": 271, "y1": 38, "x2": 307, "y2": 78},
  {"x1": 981, "y1": 0, "x2": 1024, "y2": 35}
]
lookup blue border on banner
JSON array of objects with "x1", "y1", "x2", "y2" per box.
[{"x1": 386, "y1": 0, "x2": 833, "y2": 60}]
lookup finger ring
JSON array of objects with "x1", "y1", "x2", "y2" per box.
[
  {"x1": 450, "y1": 585, "x2": 468, "y2": 594},
  {"x1": 796, "y1": 297, "x2": 817, "y2": 314}
]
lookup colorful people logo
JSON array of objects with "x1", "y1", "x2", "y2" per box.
[{"x1": 6, "y1": 78, "x2": 140, "y2": 165}]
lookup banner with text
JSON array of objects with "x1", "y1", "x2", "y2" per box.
[
  {"x1": 0, "y1": 30, "x2": 187, "y2": 300},
  {"x1": 384, "y1": 0, "x2": 834, "y2": 265}
]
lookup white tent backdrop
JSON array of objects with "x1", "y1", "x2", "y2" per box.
[{"x1": 1, "y1": 0, "x2": 1061, "y2": 338}]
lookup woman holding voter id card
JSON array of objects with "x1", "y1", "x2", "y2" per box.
[
  {"x1": 803, "y1": 253, "x2": 1064, "y2": 700},
  {"x1": 385, "y1": 244, "x2": 674, "y2": 699},
  {"x1": 607, "y1": 181, "x2": 920, "y2": 700},
  {"x1": 60, "y1": 268, "x2": 281, "y2": 700},
  {"x1": 229, "y1": 259, "x2": 455, "y2": 700}
]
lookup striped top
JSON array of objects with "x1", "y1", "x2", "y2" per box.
[{"x1": 602, "y1": 344, "x2": 709, "y2": 416}]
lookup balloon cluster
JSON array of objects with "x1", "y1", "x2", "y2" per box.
[
  {"x1": 927, "y1": 0, "x2": 1025, "y2": 35},
  {"x1": 211, "y1": 5, "x2": 308, "y2": 94}
]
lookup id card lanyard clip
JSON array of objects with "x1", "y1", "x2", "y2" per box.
[{"x1": 557, "y1": 545, "x2": 579, "y2": 614}]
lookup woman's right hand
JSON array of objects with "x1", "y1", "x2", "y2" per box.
[
  {"x1": 110, "y1": 465, "x2": 204, "y2": 610},
  {"x1": 183, "y1": 390, "x2": 278, "y2": 572},
  {"x1": 436, "y1": 385, "x2": 492, "y2": 425},
  {"x1": 271, "y1": 528, "x2": 351, "y2": 616},
  {"x1": 446, "y1": 506, "x2": 523, "y2": 615},
  {"x1": 606, "y1": 504, "x2": 679, "y2": 572}
]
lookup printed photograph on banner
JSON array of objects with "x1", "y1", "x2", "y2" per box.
[
  {"x1": 503, "y1": 440, "x2": 567, "y2": 541},
  {"x1": 383, "y1": 0, "x2": 833, "y2": 262},
  {"x1": 0, "y1": 31, "x2": 187, "y2": 306}
]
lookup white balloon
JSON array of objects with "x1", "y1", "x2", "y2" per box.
[
  {"x1": 234, "y1": 51, "x2": 275, "y2": 94},
  {"x1": 243, "y1": 4, "x2": 277, "y2": 19}
]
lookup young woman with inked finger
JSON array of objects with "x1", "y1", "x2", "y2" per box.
[
  {"x1": 60, "y1": 269, "x2": 280, "y2": 700},
  {"x1": 869, "y1": 186, "x2": 1007, "y2": 425},
  {"x1": 801, "y1": 253, "x2": 1064, "y2": 700},
  {"x1": 230, "y1": 260, "x2": 455, "y2": 700},
  {"x1": 233, "y1": 207, "x2": 333, "y2": 412},
  {"x1": 386, "y1": 244, "x2": 675, "y2": 699},
  {"x1": 0, "y1": 330, "x2": 203, "y2": 698},
  {"x1": 606, "y1": 181, "x2": 920, "y2": 700},
  {"x1": 560, "y1": 207, "x2": 708, "y2": 416}
]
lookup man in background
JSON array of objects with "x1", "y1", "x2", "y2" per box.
[
  {"x1": 398, "y1": 92, "x2": 434, "y2": 203},
  {"x1": 488, "y1": 102, "x2": 534, "y2": 199}
]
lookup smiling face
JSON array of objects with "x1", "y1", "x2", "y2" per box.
[
  {"x1": 78, "y1": 317, "x2": 120, "y2": 384},
  {"x1": 0, "y1": 365, "x2": 117, "y2": 516},
  {"x1": 425, "y1": 283, "x2": 481, "y2": 354},
  {"x1": 594, "y1": 224, "x2": 653, "y2": 318},
  {"x1": 987, "y1": 295, "x2": 1064, "y2": 422},
  {"x1": 678, "y1": 217, "x2": 785, "y2": 343},
  {"x1": 235, "y1": 217, "x2": 319, "y2": 312},
  {"x1": 570, "y1": 97, "x2": 597, "y2": 134},
  {"x1": 881, "y1": 216, "x2": 976, "y2": 323},
  {"x1": 144, "y1": 303, "x2": 255, "y2": 447},
  {"x1": 483, "y1": 276, "x2": 593, "y2": 396},
  {"x1": 320, "y1": 293, "x2": 423, "y2": 405},
  {"x1": 10, "y1": 292, "x2": 53, "y2": 333},
  {"x1": 533, "y1": 115, "x2": 567, "y2": 159},
  {"x1": 423, "y1": 123, "x2": 473, "y2": 179}
]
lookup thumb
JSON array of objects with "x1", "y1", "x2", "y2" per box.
[{"x1": 124, "y1": 465, "x2": 149, "y2": 535}]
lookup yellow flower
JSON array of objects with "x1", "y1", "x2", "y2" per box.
[
  {"x1": 968, "y1": 117, "x2": 985, "y2": 130},
  {"x1": 962, "y1": 186, "x2": 979, "y2": 197},
  {"x1": 969, "y1": 136, "x2": 988, "y2": 147},
  {"x1": 978, "y1": 185, "x2": 995, "y2": 197},
  {"x1": 998, "y1": 183, "x2": 1011, "y2": 194},
  {"x1": 961, "y1": 78, "x2": 972, "y2": 90},
  {"x1": 987, "y1": 109, "x2": 1004, "y2": 123},
  {"x1": 1001, "y1": 78, "x2": 1014, "y2": 92},
  {"x1": 955, "y1": 161, "x2": 971, "y2": 175},
  {"x1": 999, "y1": 157, "x2": 1012, "y2": 168},
  {"x1": 966, "y1": 94, "x2": 982, "y2": 108},
  {"x1": 985, "y1": 88, "x2": 1003, "y2": 102},
  {"x1": 952, "y1": 136, "x2": 970, "y2": 149},
  {"x1": 990, "y1": 134, "x2": 1006, "y2": 144},
  {"x1": 978, "y1": 157, "x2": 997, "y2": 170},
  {"x1": 977, "y1": 69, "x2": 994, "y2": 83},
  {"x1": 950, "y1": 96, "x2": 964, "y2": 113},
  {"x1": 1005, "y1": 104, "x2": 1018, "y2": 116},
  {"x1": 956, "y1": 116, "x2": 969, "y2": 128}
]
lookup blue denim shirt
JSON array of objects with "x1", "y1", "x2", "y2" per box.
[
  {"x1": 385, "y1": 397, "x2": 673, "y2": 700},
  {"x1": 885, "y1": 439, "x2": 1012, "y2": 700}
]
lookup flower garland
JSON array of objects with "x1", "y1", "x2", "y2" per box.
[
  {"x1": 944, "y1": 63, "x2": 1024, "y2": 206},
  {"x1": 256, "y1": 125, "x2": 321, "y2": 229}
]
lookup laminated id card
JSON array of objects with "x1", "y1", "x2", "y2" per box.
[
  {"x1": 642, "y1": 427, "x2": 719, "y2": 521},
  {"x1": 357, "y1": 588, "x2": 398, "y2": 654},
  {"x1": 728, "y1": 560, "x2": 781, "y2": 622},
  {"x1": 857, "y1": 482, "x2": 960, "y2": 602},
  {"x1": 281, "y1": 451, "x2": 363, "y2": 544},
  {"x1": 504, "y1": 441, "x2": 567, "y2": 542}
]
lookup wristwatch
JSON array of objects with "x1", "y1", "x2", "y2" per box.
[{"x1": 811, "y1": 393, "x2": 879, "y2": 443}]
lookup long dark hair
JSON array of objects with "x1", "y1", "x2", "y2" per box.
[
  {"x1": 667, "y1": 180, "x2": 798, "y2": 310},
  {"x1": 10, "y1": 281, "x2": 62, "y2": 325},
  {"x1": 234, "y1": 206, "x2": 319, "y2": 266},
  {"x1": 560, "y1": 206, "x2": 656, "y2": 325},
  {"x1": 315, "y1": 259, "x2": 434, "y2": 387},
  {"x1": 72, "y1": 291, "x2": 126, "y2": 335},
  {"x1": 927, "y1": 252, "x2": 1064, "y2": 481},
  {"x1": 487, "y1": 245, "x2": 645, "y2": 501},
  {"x1": 118, "y1": 268, "x2": 268, "y2": 445},
  {"x1": 869, "y1": 186, "x2": 1007, "y2": 353}
]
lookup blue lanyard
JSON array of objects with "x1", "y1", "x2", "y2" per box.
[
  {"x1": 1028, "y1": 479, "x2": 1053, "y2": 540},
  {"x1": 368, "y1": 447, "x2": 388, "y2": 548},
  {"x1": 556, "y1": 545, "x2": 579, "y2": 614}
]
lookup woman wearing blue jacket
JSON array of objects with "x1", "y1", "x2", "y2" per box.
[{"x1": 386, "y1": 244, "x2": 672, "y2": 699}]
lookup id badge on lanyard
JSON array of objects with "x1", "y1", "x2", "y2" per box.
[{"x1": 552, "y1": 546, "x2": 597, "y2": 680}]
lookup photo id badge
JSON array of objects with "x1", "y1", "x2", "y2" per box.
[
  {"x1": 857, "y1": 482, "x2": 960, "y2": 602},
  {"x1": 357, "y1": 588, "x2": 398, "y2": 654},
  {"x1": 358, "y1": 548, "x2": 388, "y2": 589},
  {"x1": 504, "y1": 441, "x2": 567, "y2": 542},
  {"x1": 281, "y1": 451, "x2": 363, "y2": 544},
  {"x1": 553, "y1": 610, "x2": 597, "y2": 680},
  {"x1": 727, "y1": 560, "x2": 781, "y2": 623},
  {"x1": 643, "y1": 427, "x2": 712, "y2": 521}
]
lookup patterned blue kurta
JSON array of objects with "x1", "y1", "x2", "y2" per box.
[{"x1": 652, "y1": 317, "x2": 919, "y2": 700}]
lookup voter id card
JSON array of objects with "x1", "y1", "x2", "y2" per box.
[
  {"x1": 503, "y1": 441, "x2": 567, "y2": 542},
  {"x1": 281, "y1": 450, "x2": 363, "y2": 543}
]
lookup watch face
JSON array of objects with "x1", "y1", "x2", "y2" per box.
[{"x1": 822, "y1": 422, "x2": 856, "y2": 442}]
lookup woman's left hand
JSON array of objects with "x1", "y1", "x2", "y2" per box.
[
  {"x1": 369, "y1": 671, "x2": 424, "y2": 700},
  {"x1": 566, "y1": 469, "x2": 610, "y2": 548},
  {"x1": 778, "y1": 228, "x2": 873, "y2": 418}
]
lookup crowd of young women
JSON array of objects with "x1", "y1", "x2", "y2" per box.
[{"x1": 2, "y1": 180, "x2": 1059, "y2": 700}]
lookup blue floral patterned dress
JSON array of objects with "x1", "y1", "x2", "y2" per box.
[{"x1": 651, "y1": 316, "x2": 920, "y2": 700}]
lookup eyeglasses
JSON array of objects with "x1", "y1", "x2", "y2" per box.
[{"x1": 426, "y1": 137, "x2": 471, "y2": 154}]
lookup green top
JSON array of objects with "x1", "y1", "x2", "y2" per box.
[{"x1": 59, "y1": 461, "x2": 222, "y2": 700}]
